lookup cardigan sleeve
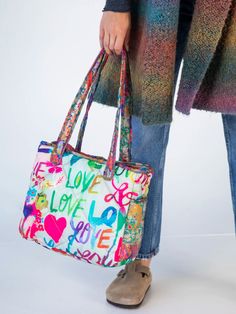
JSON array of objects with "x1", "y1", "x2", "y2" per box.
[{"x1": 102, "y1": 0, "x2": 131, "y2": 12}]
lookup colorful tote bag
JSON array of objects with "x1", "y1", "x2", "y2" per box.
[{"x1": 18, "y1": 48, "x2": 154, "y2": 268}]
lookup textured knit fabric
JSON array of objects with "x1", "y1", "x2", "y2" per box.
[
  {"x1": 94, "y1": 0, "x2": 236, "y2": 125},
  {"x1": 103, "y1": 0, "x2": 131, "y2": 12},
  {"x1": 178, "y1": 0, "x2": 236, "y2": 116}
]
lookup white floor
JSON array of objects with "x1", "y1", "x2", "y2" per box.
[{"x1": 1, "y1": 234, "x2": 235, "y2": 314}]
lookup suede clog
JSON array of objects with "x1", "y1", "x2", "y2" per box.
[{"x1": 105, "y1": 259, "x2": 152, "y2": 308}]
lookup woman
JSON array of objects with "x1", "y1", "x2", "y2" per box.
[{"x1": 97, "y1": 0, "x2": 236, "y2": 308}]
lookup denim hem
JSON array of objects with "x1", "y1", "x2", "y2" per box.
[{"x1": 135, "y1": 247, "x2": 160, "y2": 259}]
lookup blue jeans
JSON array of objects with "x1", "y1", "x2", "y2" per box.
[{"x1": 131, "y1": 0, "x2": 236, "y2": 259}]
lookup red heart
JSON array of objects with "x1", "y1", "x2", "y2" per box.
[{"x1": 44, "y1": 214, "x2": 67, "y2": 243}]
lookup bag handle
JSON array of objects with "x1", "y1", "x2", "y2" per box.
[
  {"x1": 74, "y1": 48, "x2": 132, "y2": 164},
  {"x1": 50, "y1": 48, "x2": 106, "y2": 165},
  {"x1": 102, "y1": 48, "x2": 132, "y2": 179},
  {"x1": 50, "y1": 47, "x2": 132, "y2": 180},
  {"x1": 74, "y1": 51, "x2": 110, "y2": 152}
]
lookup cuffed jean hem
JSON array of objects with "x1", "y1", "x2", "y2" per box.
[{"x1": 135, "y1": 246, "x2": 160, "y2": 259}]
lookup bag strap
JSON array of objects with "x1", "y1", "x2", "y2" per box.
[
  {"x1": 50, "y1": 48, "x2": 106, "y2": 165},
  {"x1": 74, "y1": 48, "x2": 132, "y2": 164},
  {"x1": 50, "y1": 47, "x2": 132, "y2": 180},
  {"x1": 103, "y1": 48, "x2": 132, "y2": 180},
  {"x1": 74, "y1": 51, "x2": 109, "y2": 152},
  {"x1": 102, "y1": 48, "x2": 132, "y2": 179},
  {"x1": 119, "y1": 52, "x2": 133, "y2": 163}
]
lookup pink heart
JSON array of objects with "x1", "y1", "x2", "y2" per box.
[{"x1": 44, "y1": 214, "x2": 67, "y2": 243}]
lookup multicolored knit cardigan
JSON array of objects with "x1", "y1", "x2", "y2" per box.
[{"x1": 93, "y1": 0, "x2": 236, "y2": 125}]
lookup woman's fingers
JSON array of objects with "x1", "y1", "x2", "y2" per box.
[
  {"x1": 108, "y1": 33, "x2": 117, "y2": 55},
  {"x1": 99, "y1": 11, "x2": 131, "y2": 56},
  {"x1": 113, "y1": 33, "x2": 124, "y2": 55},
  {"x1": 103, "y1": 31, "x2": 112, "y2": 55},
  {"x1": 124, "y1": 27, "x2": 130, "y2": 51}
]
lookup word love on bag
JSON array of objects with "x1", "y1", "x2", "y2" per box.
[{"x1": 19, "y1": 141, "x2": 152, "y2": 267}]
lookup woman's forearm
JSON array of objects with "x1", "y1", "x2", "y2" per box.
[{"x1": 102, "y1": 0, "x2": 131, "y2": 12}]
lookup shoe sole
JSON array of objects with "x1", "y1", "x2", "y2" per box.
[{"x1": 106, "y1": 284, "x2": 151, "y2": 308}]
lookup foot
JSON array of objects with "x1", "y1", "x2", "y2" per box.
[{"x1": 105, "y1": 259, "x2": 152, "y2": 308}]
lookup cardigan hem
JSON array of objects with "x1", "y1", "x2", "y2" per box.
[
  {"x1": 176, "y1": 103, "x2": 236, "y2": 117},
  {"x1": 96, "y1": 101, "x2": 173, "y2": 125},
  {"x1": 192, "y1": 105, "x2": 236, "y2": 116}
]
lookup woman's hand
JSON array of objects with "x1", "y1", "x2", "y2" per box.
[{"x1": 99, "y1": 11, "x2": 131, "y2": 56}]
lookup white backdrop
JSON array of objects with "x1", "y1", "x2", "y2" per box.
[{"x1": 0, "y1": 1, "x2": 235, "y2": 313}]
